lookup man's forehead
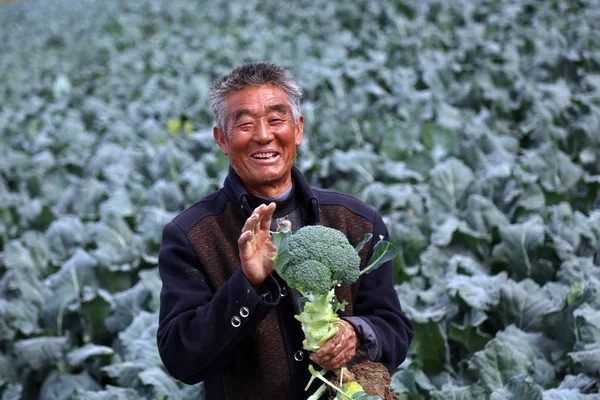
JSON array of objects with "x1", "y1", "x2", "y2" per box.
[{"x1": 226, "y1": 85, "x2": 291, "y2": 116}]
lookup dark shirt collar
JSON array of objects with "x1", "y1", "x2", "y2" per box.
[
  {"x1": 250, "y1": 184, "x2": 298, "y2": 219},
  {"x1": 223, "y1": 165, "x2": 319, "y2": 223},
  {"x1": 252, "y1": 185, "x2": 293, "y2": 202}
]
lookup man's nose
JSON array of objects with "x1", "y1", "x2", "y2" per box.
[{"x1": 253, "y1": 119, "x2": 274, "y2": 142}]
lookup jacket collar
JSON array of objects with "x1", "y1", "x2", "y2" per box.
[{"x1": 223, "y1": 165, "x2": 320, "y2": 223}]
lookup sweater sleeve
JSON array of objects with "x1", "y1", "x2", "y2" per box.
[
  {"x1": 352, "y1": 213, "x2": 414, "y2": 371},
  {"x1": 156, "y1": 221, "x2": 281, "y2": 384}
]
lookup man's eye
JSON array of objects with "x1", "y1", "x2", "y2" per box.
[
  {"x1": 237, "y1": 123, "x2": 253, "y2": 130},
  {"x1": 270, "y1": 119, "x2": 284, "y2": 124}
]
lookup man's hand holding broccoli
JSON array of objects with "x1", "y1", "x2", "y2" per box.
[{"x1": 310, "y1": 319, "x2": 360, "y2": 370}]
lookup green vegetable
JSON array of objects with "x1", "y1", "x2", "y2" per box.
[
  {"x1": 340, "y1": 381, "x2": 365, "y2": 397},
  {"x1": 286, "y1": 225, "x2": 362, "y2": 291},
  {"x1": 272, "y1": 224, "x2": 397, "y2": 399},
  {"x1": 273, "y1": 225, "x2": 360, "y2": 350}
]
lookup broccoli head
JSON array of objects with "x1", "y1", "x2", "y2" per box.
[{"x1": 280, "y1": 225, "x2": 361, "y2": 295}]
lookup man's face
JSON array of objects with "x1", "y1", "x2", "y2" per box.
[{"x1": 213, "y1": 85, "x2": 304, "y2": 198}]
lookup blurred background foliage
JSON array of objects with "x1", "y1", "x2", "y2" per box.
[{"x1": 1, "y1": 0, "x2": 600, "y2": 399}]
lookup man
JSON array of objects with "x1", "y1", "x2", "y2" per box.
[{"x1": 157, "y1": 62, "x2": 413, "y2": 399}]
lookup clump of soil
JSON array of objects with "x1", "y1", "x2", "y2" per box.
[{"x1": 327, "y1": 361, "x2": 399, "y2": 400}]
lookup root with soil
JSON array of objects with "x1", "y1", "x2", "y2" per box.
[{"x1": 327, "y1": 361, "x2": 399, "y2": 400}]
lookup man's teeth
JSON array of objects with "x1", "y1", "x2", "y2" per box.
[{"x1": 253, "y1": 152, "x2": 276, "y2": 159}]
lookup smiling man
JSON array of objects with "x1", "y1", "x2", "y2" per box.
[
  {"x1": 213, "y1": 84, "x2": 303, "y2": 199},
  {"x1": 156, "y1": 62, "x2": 413, "y2": 400}
]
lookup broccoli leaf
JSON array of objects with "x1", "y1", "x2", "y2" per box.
[
  {"x1": 355, "y1": 233, "x2": 373, "y2": 253},
  {"x1": 271, "y1": 223, "x2": 292, "y2": 273},
  {"x1": 361, "y1": 236, "x2": 398, "y2": 276}
]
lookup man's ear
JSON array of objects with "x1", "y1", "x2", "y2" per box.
[
  {"x1": 213, "y1": 126, "x2": 229, "y2": 155},
  {"x1": 294, "y1": 115, "x2": 304, "y2": 146}
]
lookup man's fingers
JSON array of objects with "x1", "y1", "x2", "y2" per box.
[
  {"x1": 325, "y1": 341, "x2": 355, "y2": 368},
  {"x1": 241, "y1": 212, "x2": 260, "y2": 234},
  {"x1": 253, "y1": 213, "x2": 261, "y2": 237},
  {"x1": 256, "y1": 203, "x2": 273, "y2": 232},
  {"x1": 246, "y1": 203, "x2": 275, "y2": 236},
  {"x1": 314, "y1": 322, "x2": 348, "y2": 358},
  {"x1": 252, "y1": 205, "x2": 266, "y2": 236},
  {"x1": 313, "y1": 347, "x2": 354, "y2": 370},
  {"x1": 329, "y1": 349, "x2": 354, "y2": 369},
  {"x1": 310, "y1": 320, "x2": 358, "y2": 369},
  {"x1": 316, "y1": 337, "x2": 338, "y2": 356},
  {"x1": 238, "y1": 230, "x2": 253, "y2": 250},
  {"x1": 326, "y1": 353, "x2": 347, "y2": 369},
  {"x1": 263, "y1": 202, "x2": 277, "y2": 230},
  {"x1": 312, "y1": 340, "x2": 342, "y2": 364}
]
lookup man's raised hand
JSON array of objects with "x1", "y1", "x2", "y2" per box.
[{"x1": 238, "y1": 203, "x2": 277, "y2": 289}]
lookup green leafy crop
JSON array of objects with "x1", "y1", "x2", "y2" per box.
[
  {"x1": 272, "y1": 224, "x2": 398, "y2": 399},
  {"x1": 2, "y1": 0, "x2": 600, "y2": 398}
]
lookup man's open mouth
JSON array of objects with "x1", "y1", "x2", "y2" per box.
[{"x1": 252, "y1": 152, "x2": 278, "y2": 159}]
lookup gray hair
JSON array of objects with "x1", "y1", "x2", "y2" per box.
[{"x1": 209, "y1": 62, "x2": 302, "y2": 132}]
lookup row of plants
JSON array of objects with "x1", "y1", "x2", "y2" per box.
[{"x1": 1, "y1": 0, "x2": 599, "y2": 398}]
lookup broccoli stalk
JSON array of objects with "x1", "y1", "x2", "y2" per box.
[
  {"x1": 271, "y1": 224, "x2": 398, "y2": 399},
  {"x1": 296, "y1": 290, "x2": 345, "y2": 351}
]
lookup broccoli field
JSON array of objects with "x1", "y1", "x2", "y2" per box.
[{"x1": 1, "y1": 0, "x2": 600, "y2": 399}]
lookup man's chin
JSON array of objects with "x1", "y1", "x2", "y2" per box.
[
  {"x1": 243, "y1": 170, "x2": 287, "y2": 185},
  {"x1": 243, "y1": 175, "x2": 292, "y2": 195}
]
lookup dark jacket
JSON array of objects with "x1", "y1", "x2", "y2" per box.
[{"x1": 157, "y1": 166, "x2": 414, "y2": 400}]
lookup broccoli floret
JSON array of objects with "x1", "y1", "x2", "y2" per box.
[
  {"x1": 282, "y1": 259, "x2": 332, "y2": 295},
  {"x1": 280, "y1": 225, "x2": 361, "y2": 295}
]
